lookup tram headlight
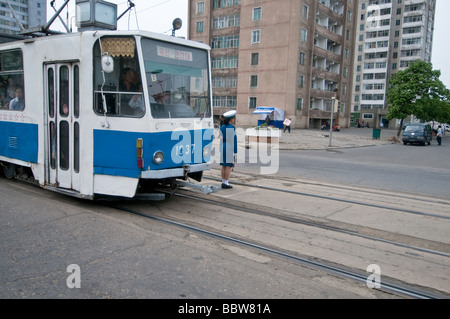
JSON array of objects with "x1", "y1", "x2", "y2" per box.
[
  {"x1": 153, "y1": 151, "x2": 164, "y2": 165},
  {"x1": 203, "y1": 146, "x2": 211, "y2": 159}
]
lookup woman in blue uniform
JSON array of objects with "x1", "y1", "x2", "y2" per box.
[{"x1": 220, "y1": 110, "x2": 237, "y2": 189}]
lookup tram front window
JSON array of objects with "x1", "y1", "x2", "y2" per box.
[
  {"x1": 141, "y1": 38, "x2": 211, "y2": 119},
  {"x1": 93, "y1": 36, "x2": 144, "y2": 118},
  {"x1": 93, "y1": 36, "x2": 210, "y2": 119}
]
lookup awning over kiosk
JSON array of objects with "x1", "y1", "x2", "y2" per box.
[
  {"x1": 252, "y1": 107, "x2": 275, "y2": 115},
  {"x1": 252, "y1": 107, "x2": 285, "y2": 129}
]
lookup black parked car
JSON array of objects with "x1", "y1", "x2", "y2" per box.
[{"x1": 402, "y1": 123, "x2": 433, "y2": 146}]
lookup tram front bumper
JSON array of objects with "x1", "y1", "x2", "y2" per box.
[{"x1": 140, "y1": 163, "x2": 211, "y2": 179}]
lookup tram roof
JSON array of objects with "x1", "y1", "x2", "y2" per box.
[{"x1": 0, "y1": 30, "x2": 211, "y2": 52}]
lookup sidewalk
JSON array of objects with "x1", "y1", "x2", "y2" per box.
[
  {"x1": 276, "y1": 127, "x2": 399, "y2": 150},
  {"x1": 214, "y1": 126, "x2": 445, "y2": 151}
]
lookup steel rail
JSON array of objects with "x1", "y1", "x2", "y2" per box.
[
  {"x1": 172, "y1": 191, "x2": 450, "y2": 258},
  {"x1": 111, "y1": 204, "x2": 446, "y2": 299},
  {"x1": 204, "y1": 177, "x2": 450, "y2": 220}
]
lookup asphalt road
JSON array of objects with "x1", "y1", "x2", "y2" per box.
[
  {"x1": 1, "y1": 132, "x2": 448, "y2": 301},
  {"x1": 0, "y1": 178, "x2": 393, "y2": 300},
  {"x1": 234, "y1": 141, "x2": 450, "y2": 199}
]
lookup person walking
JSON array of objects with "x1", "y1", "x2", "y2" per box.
[
  {"x1": 437, "y1": 125, "x2": 443, "y2": 146},
  {"x1": 283, "y1": 118, "x2": 292, "y2": 133},
  {"x1": 220, "y1": 110, "x2": 237, "y2": 189}
]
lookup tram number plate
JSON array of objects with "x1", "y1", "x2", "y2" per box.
[{"x1": 175, "y1": 144, "x2": 195, "y2": 156}]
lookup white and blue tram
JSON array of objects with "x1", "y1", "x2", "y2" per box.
[{"x1": 0, "y1": 29, "x2": 214, "y2": 199}]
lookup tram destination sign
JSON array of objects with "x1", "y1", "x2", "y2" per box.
[{"x1": 157, "y1": 46, "x2": 193, "y2": 62}]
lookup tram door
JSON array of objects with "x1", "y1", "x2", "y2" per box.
[{"x1": 45, "y1": 63, "x2": 80, "y2": 192}]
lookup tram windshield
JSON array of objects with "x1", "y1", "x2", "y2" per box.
[
  {"x1": 93, "y1": 36, "x2": 211, "y2": 119},
  {"x1": 141, "y1": 38, "x2": 211, "y2": 119}
]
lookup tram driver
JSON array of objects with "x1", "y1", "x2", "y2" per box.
[
  {"x1": 120, "y1": 67, "x2": 143, "y2": 116},
  {"x1": 120, "y1": 67, "x2": 139, "y2": 92},
  {"x1": 128, "y1": 84, "x2": 147, "y2": 116}
]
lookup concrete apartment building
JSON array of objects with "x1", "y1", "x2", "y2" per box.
[
  {"x1": 352, "y1": 0, "x2": 436, "y2": 128},
  {"x1": 188, "y1": 0, "x2": 358, "y2": 129},
  {"x1": 0, "y1": 0, "x2": 46, "y2": 36}
]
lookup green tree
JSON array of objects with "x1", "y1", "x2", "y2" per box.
[
  {"x1": 415, "y1": 97, "x2": 450, "y2": 125},
  {"x1": 386, "y1": 60, "x2": 449, "y2": 136}
]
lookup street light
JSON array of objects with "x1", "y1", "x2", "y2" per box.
[{"x1": 172, "y1": 18, "x2": 182, "y2": 36}]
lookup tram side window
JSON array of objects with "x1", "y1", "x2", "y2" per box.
[
  {"x1": 48, "y1": 68, "x2": 55, "y2": 118},
  {"x1": 60, "y1": 66, "x2": 70, "y2": 117},
  {"x1": 49, "y1": 121, "x2": 56, "y2": 170},
  {"x1": 74, "y1": 122, "x2": 80, "y2": 173},
  {"x1": 93, "y1": 37, "x2": 144, "y2": 118},
  {"x1": 74, "y1": 65, "x2": 80, "y2": 118},
  {"x1": 60, "y1": 121, "x2": 69, "y2": 171},
  {"x1": 0, "y1": 50, "x2": 25, "y2": 111}
]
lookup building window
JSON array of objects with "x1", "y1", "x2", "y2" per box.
[
  {"x1": 298, "y1": 75, "x2": 304, "y2": 88},
  {"x1": 249, "y1": 97, "x2": 257, "y2": 109},
  {"x1": 250, "y1": 75, "x2": 258, "y2": 87},
  {"x1": 212, "y1": 15, "x2": 240, "y2": 29},
  {"x1": 297, "y1": 98, "x2": 303, "y2": 110},
  {"x1": 211, "y1": 56, "x2": 239, "y2": 69},
  {"x1": 196, "y1": 21, "x2": 204, "y2": 33},
  {"x1": 213, "y1": 0, "x2": 241, "y2": 9},
  {"x1": 197, "y1": 2, "x2": 205, "y2": 13},
  {"x1": 251, "y1": 53, "x2": 259, "y2": 65},
  {"x1": 301, "y1": 29, "x2": 307, "y2": 42},
  {"x1": 299, "y1": 52, "x2": 305, "y2": 65},
  {"x1": 252, "y1": 30, "x2": 261, "y2": 43},
  {"x1": 213, "y1": 96, "x2": 237, "y2": 108},
  {"x1": 211, "y1": 35, "x2": 240, "y2": 49},
  {"x1": 212, "y1": 76, "x2": 238, "y2": 88},
  {"x1": 253, "y1": 7, "x2": 262, "y2": 21},
  {"x1": 302, "y1": 5, "x2": 308, "y2": 19}
]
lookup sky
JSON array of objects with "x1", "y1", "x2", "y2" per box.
[
  {"x1": 430, "y1": 0, "x2": 449, "y2": 89},
  {"x1": 48, "y1": 0, "x2": 188, "y2": 36},
  {"x1": 48, "y1": 0, "x2": 450, "y2": 89}
]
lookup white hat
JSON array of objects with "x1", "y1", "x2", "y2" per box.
[{"x1": 223, "y1": 110, "x2": 236, "y2": 119}]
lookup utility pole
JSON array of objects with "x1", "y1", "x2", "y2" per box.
[{"x1": 329, "y1": 97, "x2": 338, "y2": 147}]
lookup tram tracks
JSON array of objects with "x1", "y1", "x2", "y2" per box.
[
  {"x1": 104, "y1": 174, "x2": 450, "y2": 299},
  {"x1": 106, "y1": 198, "x2": 448, "y2": 299},
  {"x1": 201, "y1": 171, "x2": 450, "y2": 251},
  {"x1": 4, "y1": 176, "x2": 449, "y2": 298},
  {"x1": 204, "y1": 174, "x2": 450, "y2": 221},
  {"x1": 172, "y1": 191, "x2": 450, "y2": 258}
]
